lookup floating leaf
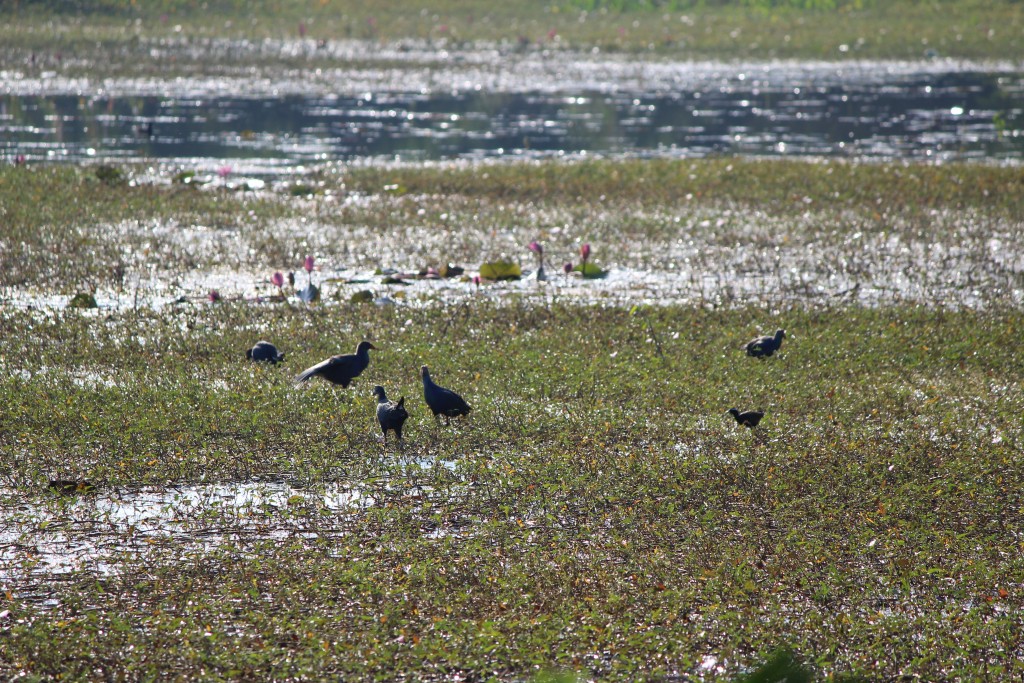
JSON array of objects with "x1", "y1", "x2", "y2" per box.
[
  {"x1": 47, "y1": 480, "x2": 95, "y2": 495},
  {"x1": 381, "y1": 276, "x2": 409, "y2": 285},
  {"x1": 573, "y1": 262, "x2": 607, "y2": 278},
  {"x1": 69, "y1": 292, "x2": 98, "y2": 309},
  {"x1": 289, "y1": 184, "x2": 316, "y2": 197},
  {"x1": 94, "y1": 165, "x2": 124, "y2": 186},
  {"x1": 480, "y1": 261, "x2": 522, "y2": 281},
  {"x1": 349, "y1": 290, "x2": 374, "y2": 304},
  {"x1": 172, "y1": 170, "x2": 197, "y2": 185},
  {"x1": 298, "y1": 284, "x2": 320, "y2": 303},
  {"x1": 440, "y1": 264, "x2": 465, "y2": 278}
]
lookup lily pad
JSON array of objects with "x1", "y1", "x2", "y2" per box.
[
  {"x1": 349, "y1": 290, "x2": 374, "y2": 304},
  {"x1": 381, "y1": 276, "x2": 409, "y2": 285},
  {"x1": 573, "y1": 262, "x2": 607, "y2": 279},
  {"x1": 69, "y1": 292, "x2": 98, "y2": 309},
  {"x1": 480, "y1": 261, "x2": 522, "y2": 281},
  {"x1": 440, "y1": 264, "x2": 465, "y2": 278},
  {"x1": 288, "y1": 183, "x2": 316, "y2": 197},
  {"x1": 94, "y1": 165, "x2": 124, "y2": 186},
  {"x1": 172, "y1": 170, "x2": 197, "y2": 185},
  {"x1": 298, "y1": 284, "x2": 320, "y2": 303}
]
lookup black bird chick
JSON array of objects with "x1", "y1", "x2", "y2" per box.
[
  {"x1": 373, "y1": 385, "x2": 409, "y2": 450},
  {"x1": 728, "y1": 408, "x2": 764, "y2": 428},
  {"x1": 421, "y1": 365, "x2": 472, "y2": 425},
  {"x1": 295, "y1": 341, "x2": 376, "y2": 387},
  {"x1": 745, "y1": 329, "x2": 786, "y2": 357},
  {"x1": 246, "y1": 340, "x2": 285, "y2": 364}
]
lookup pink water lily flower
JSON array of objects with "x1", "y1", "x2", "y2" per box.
[
  {"x1": 473, "y1": 275, "x2": 482, "y2": 287},
  {"x1": 217, "y1": 165, "x2": 232, "y2": 179},
  {"x1": 304, "y1": 255, "x2": 315, "y2": 273},
  {"x1": 271, "y1": 271, "x2": 285, "y2": 288},
  {"x1": 579, "y1": 243, "x2": 591, "y2": 262},
  {"x1": 563, "y1": 261, "x2": 573, "y2": 275},
  {"x1": 528, "y1": 241, "x2": 543, "y2": 256},
  {"x1": 208, "y1": 289, "x2": 221, "y2": 302}
]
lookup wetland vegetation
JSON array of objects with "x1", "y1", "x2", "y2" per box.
[
  {"x1": 1, "y1": 1, "x2": 1023, "y2": 679},
  {"x1": 1, "y1": 159, "x2": 1022, "y2": 679}
]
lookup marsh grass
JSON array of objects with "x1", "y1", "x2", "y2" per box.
[
  {"x1": 0, "y1": 0, "x2": 1020, "y2": 62},
  {"x1": 1, "y1": 299, "x2": 1022, "y2": 680},
  {"x1": 0, "y1": 158, "x2": 1022, "y2": 679}
]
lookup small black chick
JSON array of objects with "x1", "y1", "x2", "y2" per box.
[
  {"x1": 373, "y1": 385, "x2": 409, "y2": 451},
  {"x1": 728, "y1": 408, "x2": 764, "y2": 428}
]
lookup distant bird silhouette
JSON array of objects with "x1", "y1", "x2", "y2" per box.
[
  {"x1": 745, "y1": 329, "x2": 786, "y2": 357},
  {"x1": 373, "y1": 385, "x2": 409, "y2": 450},
  {"x1": 246, "y1": 340, "x2": 285, "y2": 364},
  {"x1": 295, "y1": 341, "x2": 376, "y2": 387},
  {"x1": 421, "y1": 365, "x2": 472, "y2": 425},
  {"x1": 728, "y1": 408, "x2": 764, "y2": 428}
]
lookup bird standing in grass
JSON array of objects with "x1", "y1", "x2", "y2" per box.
[
  {"x1": 246, "y1": 340, "x2": 285, "y2": 364},
  {"x1": 294, "y1": 341, "x2": 376, "y2": 387},
  {"x1": 728, "y1": 408, "x2": 764, "y2": 428},
  {"x1": 421, "y1": 365, "x2": 472, "y2": 425},
  {"x1": 745, "y1": 329, "x2": 786, "y2": 357},
  {"x1": 373, "y1": 385, "x2": 408, "y2": 451}
]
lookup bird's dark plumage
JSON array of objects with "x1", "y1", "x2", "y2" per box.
[
  {"x1": 728, "y1": 408, "x2": 764, "y2": 428},
  {"x1": 745, "y1": 329, "x2": 786, "y2": 357},
  {"x1": 421, "y1": 365, "x2": 471, "y2": 425},
  {"x1": 294, "y1": 341, "x2": 375, "y2": 387},
  {"x1": 373, "y1": 385, "x2": 409, "y2": 450},
  {"x1": 246, "y1": 340, "x2": 285, "y2": 364}
]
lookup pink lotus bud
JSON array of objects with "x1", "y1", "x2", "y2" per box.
[
  {"x1": 579, "y1": 243, "x2": 591, "y2": 261},
  {"x1": 473, "y1": 275, "x2": 482, "y2": 286},
  {"x1": 217, "y1": 165, "x2": 232, "y2": 179},
  {"x1": 563, "y1": 261, "x2": 573, "y2": 274},
  {"x1": 547, "y1": 28, "x2": 558, "y2": 40},
  {"x1": 271, "y1": 271, "x2": 284, "y2": 288},
  {"x1": 528, "y1": 241, "x2": 543, "y2": 256},
  {"x1": 304, "y1": 255, "x2": 315, "y2": 273},
  {"x1": 208, "y1": 289, "x2": 221, "y2": 302},
  {"x1": 14, "y1": 154, "x2": 26, "y2": 166}
]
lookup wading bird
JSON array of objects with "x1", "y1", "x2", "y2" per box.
[
  {"x1": 246, "y1": 340, "x2": 285, "y2": 364},
  {"x1": 421, "y1": 365, "x2": 472, "y2": 425},
  {"x1": 295, "y1": 341, "x2": 376, "y2": 387},
  {"x1": 744, "y1": 329, "x2": 786, "y2": 358},
  {"x1": 728, "y1": 408, "x2": 764, "y2": 428}
]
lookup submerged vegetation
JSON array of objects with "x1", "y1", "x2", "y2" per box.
[{"x1": 0, "y1": 156, "x2": 1022, "y2": 679}]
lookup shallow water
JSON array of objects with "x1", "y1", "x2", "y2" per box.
[{"x1": 2, "y1": 52, "x2": 1022, "y2": 170}]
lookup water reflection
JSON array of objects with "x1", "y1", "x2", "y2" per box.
[{"x1": 1, "y1": 69, "x2": 1021, "y2": 169}]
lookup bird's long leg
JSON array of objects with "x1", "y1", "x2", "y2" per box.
[
  {"x1": 382, "y1": 430, "x2": 388, "y2": 453},
  {"x1": 396, "y1": 427, "x2": 404, "y2": 453}
]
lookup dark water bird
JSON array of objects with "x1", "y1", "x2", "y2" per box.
[
  {"x1": 373, "y1": 385, "x2": 409, "y2": 450},
  {"x1": 421, "y1": 365, "x2": 472, "y2": 425},
  {"x1": 246, "y1": 340, "x2": 285, "y2": 364},
  {"x1": 295, "y1": 341, "x2": 376, "y2": 387},
  {"x1": 745, "y1": 329, "x2": 786, "y2": 357},
  {"x1": 728, "y1": 408, "x2": 764, "y2": 428}
]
